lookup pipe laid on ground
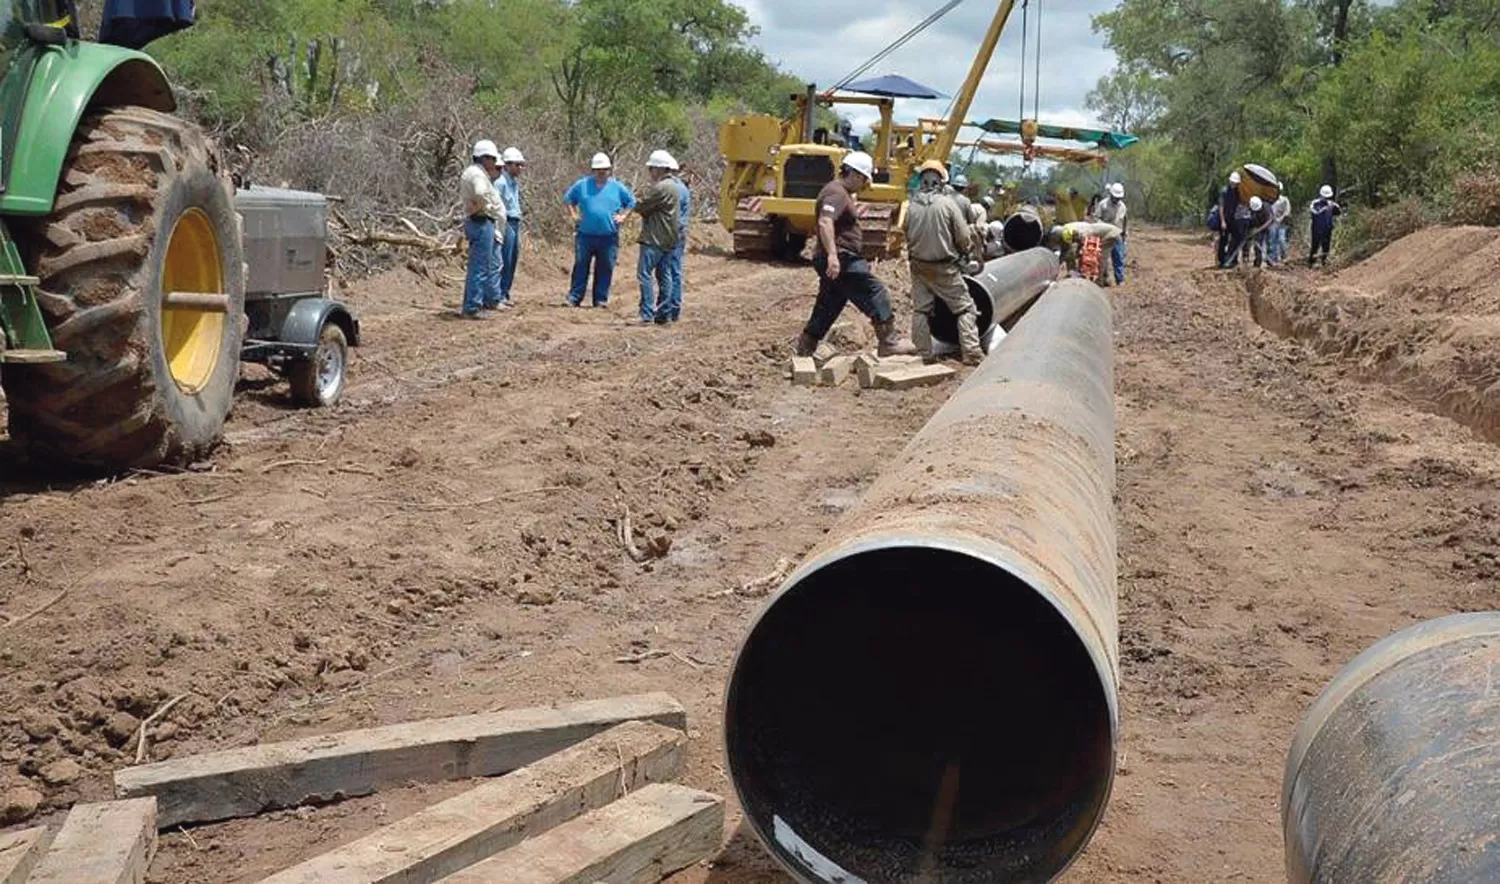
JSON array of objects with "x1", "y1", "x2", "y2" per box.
[
  {"x1": 930, "y1": 247, "x2": 1059, "y2": 346},
  {"x1": 1002, "y1": 209, "x2": 1046, "y2": 252},
  {"x1": 725, "y1": 278, "x2": 1118, "y2": 883},
  {"x1": 1283, "y1": 612, "x2": 1500, "y2": 883}
]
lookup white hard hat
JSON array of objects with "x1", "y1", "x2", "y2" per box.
[
  {"x1": 841, "y1": 150, "x2": 875, "y2": 180},
  {"x1": 1109, "y1": 182, "x2": 1125, "y2": 199},
  {"x1": 988, "y1": 219, "x2": 1006, "y2": 236},
  {"x1": 1249, "y1": 196, "x2": 1263, "y2": 211},
  {"x1": 590, "y1": 152, "x2": 612, "y2": 170},
  {"x1": 981, "y1": 196, "x2": 994, "y2": 208},
  {"x1": 501, "y1": 147, "x2": 526, "y2": 164},
  {"x1": 647, "y1": 149, "x2": 679, "y2": 170},
  {"x1": 472, "y1": 140, "x2": 500, "y2": 161},
  {"x1": 1229, "y1": 171, "x2": 1242, "y2": 184},
  {"x1": 1320, "y1": 185, "x2": 1334, "y2": 199}
]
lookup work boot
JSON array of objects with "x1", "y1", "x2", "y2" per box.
[
  {"x1": 874, "y1": 318, "x2": 918, "y2": 357},
  {"x1": 794, "y1": 332, "x2": 819, "y2": 357}
]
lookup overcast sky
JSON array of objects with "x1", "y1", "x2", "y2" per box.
[{"x1": 736, "y1": 0, "x2": 1120, "y2": 139}]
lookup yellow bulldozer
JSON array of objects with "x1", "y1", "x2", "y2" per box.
[{"x1": 717, "y1": 0, "x2": 1025, "y2": 261}]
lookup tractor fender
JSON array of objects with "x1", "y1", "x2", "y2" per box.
[
  {"x1": 1, "y1": 42, "x2": 174, "y2": 215},
  {"x1": 280, "y1": 298, "x2": 361, "y2": 352}
]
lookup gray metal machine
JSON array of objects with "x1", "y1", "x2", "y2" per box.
[{"x1": 233, "y1": 185, "x2": 360, "y2": 406}]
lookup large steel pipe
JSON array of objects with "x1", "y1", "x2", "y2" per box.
[
  {"x1": 1283, "y1": 612, "x2": 1500, "y2": 883},
  {"x1": 725, "y1": 279, "x2": 1118, "y2": 882},
  {"x1": 1002, "y1": 209, "x2": 1046, "y2": 252},
  {"x1": 931, "y1": 247, "x2": 1059, "y2": 346}
]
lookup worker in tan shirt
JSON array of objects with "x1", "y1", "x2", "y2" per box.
[
  {"x1": 458, "y1": 139, "x2": 506, "y2": 317},
  {"x1": 905, "y1": 160, "x2": 981, "y2": 365}
]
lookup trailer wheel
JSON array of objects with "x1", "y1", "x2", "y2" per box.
[
  {"x1": 5, "y1": 107, "x2": 244, "y2": 472},
  {"x1": 287, "y1": 323, "x2": 348, "y2": 407}
]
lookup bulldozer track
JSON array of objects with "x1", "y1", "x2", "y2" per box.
[{"x1": 734, "y1": 198, "x2": 901, "y2": 262}]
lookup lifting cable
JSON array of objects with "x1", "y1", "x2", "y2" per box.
[
  {"x1": 827, "y1": 0, "x2": 969, "y2": 95},
  {"x1": 1018, "y1": 0, "x2": 1029, "y2": 124},
  {"x1": 1033, "y1": 0, "x2": 1043, "y2": 120}
]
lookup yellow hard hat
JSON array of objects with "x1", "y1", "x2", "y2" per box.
[
  {"x1": 1061, "y1": 227, "x2": 1076, "y2": 243},
  {"x1": 917, "y1": 159, "x2": 948, "y2": 181}
]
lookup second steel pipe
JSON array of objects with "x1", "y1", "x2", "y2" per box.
[
  {"x1": 725, "y1": 279, "x2": 1118, "y2": 882},
  {"x1": 930, "y1": 247, "x2": 1059, "y2": 346}
]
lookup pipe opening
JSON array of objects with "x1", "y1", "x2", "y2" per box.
[
  {"x1": 726, "y1": 547, "x2": 1114, "y2": 883},
  {"x1": 1002, "y1": 212, "x2": 1044, "y2": 253},
  {"x1": 929, "y1": 279, "x2": 995, "y2": 346}
]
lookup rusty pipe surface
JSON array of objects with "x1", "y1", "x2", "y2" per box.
[
  {"x1": 725, "y1": 278, "x2": 1118, "y2": 883},
  {"x1": 1283, "y1": 612, "x2": 1500, "y2": 883},
  {"x1": 931, "y1": 247, "x2": 1059, "y2": 345}
]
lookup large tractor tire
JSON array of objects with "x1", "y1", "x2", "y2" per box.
[{"x1": 5, "y1": 107, "x2": 245, "y2": 472}]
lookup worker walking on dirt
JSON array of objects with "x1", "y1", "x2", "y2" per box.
[
  {"x1": 1218, "y1": 171, "x2": 1244, "y2": 269},
  {"x1": 633, "y1": 151, "x2": 681, "y2": 325},
  {"x1": 495, "y1": 147, "x2": 526, "y2": 307},
  {"x1": 564, "y1": 153, "x2": 635, "y2": 308},
  {"x1": 1308, "y1": 185, "x2": 1342, "y2": 267},
  {"x1": 794, "y1": 151, "x2": 918, "y2": 358},
  {"x1": 666, "y1": 161, "x2": 691, "y2": 323},
  {"x1": 905, "y1": 160, "x2": 982, "y2": 365},
  {"x1": 1097, "y1": 182, "x2": 1128, "y2": 285},
  {"x1": 459, "y1": 139, "x2": 506, "y2": 319}
]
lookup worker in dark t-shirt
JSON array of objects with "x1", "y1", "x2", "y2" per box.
[{"x1": 794, "y1": 151, "x2": 917, "y2": 358}]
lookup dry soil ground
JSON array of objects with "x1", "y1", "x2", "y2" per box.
[{"x1": 1, "y1": 226, "x2": 1498, "y2": 882}]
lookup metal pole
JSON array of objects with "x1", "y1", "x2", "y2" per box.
[
  {"x1": 1283, "y1": 612, "x2": 1500, "y2": 883},
  {"x1": 930, "y1": 246, "x2": 1058, "y2": 346},
  {"x1": 724, "y1": 279, "x2": 1118, "y2": 883}
]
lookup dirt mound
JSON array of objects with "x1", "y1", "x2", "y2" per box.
[
  {"x1": 1246, "y1": 232, "x2": 1500, "y2": 442},
  {"x1": 1335, "y1": 225, "x2": 1500, "y2": 314}
]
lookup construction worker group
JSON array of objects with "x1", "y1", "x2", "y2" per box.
[
  {"x1": 794, "y1": 152, "x2": 1002, "y2": 367},
  {"x1": 1213, "y1": 171, "x2": 1342, "y2": 269},
  {"x1": 459, "y1": 140, "x2": 690, "y2": 324}
]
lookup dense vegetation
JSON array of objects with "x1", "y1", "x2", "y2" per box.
[
  {"x1": 72, "y1": 0, "x2": 805, "y2": 241},
  {"x1": 1087, "y1": 0, "x2": 1500, "y2": 249}
]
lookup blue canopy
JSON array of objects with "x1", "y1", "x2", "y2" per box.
[
  {"x1": 98, "y1": 0, "x2": 196, "y2": 50},
  {"x1": 841, "y1": 74, "x2": 948, "y2": 100}
]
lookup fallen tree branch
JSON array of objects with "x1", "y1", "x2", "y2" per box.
[
  {"x1": 135, "y1": 693, "x2": 192, "y2": 764},
  {"x1": 738, "y1": 556, "x2": 795, "y2": 598},
  {"x1": 617, "y1": 505, "x2": 650, "y2": 563}
]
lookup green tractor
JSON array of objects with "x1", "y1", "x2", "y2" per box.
[{"x1": 1, "y1": 0, "x2": 248, "y2": 471}]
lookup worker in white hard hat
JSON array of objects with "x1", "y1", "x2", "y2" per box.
[
  {"x1": 458, "y1": 139, "x2": 506, "y2": 318},
  {"x1": 1096, "y1": 181, "x2": 1129, "y2": 285},
  {"x1": 564, "y1": 152, "x2": 636, "y2": 308},
  {"x1": 633, "y1": 150, "x2": 682, "y2": 325},
  {"x1": 665, "y1": 155, "x2": 691, "y2": 323},
  {"x1": 795, "y1": 151, "x2": 917, "y2": 358},
  {"x1": 1217, "y1": 170, "x2": 1244, "y2": 269},
  {"x1": 1246, "y1": 195, "x2": 1274, "y2": 268},
  {"x1": 1308, "y1": 184, "x2": 1342, "y2": 268},
  {"x1": 905, "y1": 159, "x2": 982, "y2": 365},
  {"x1": 1269, "y1": 190, "x2": 1292, "y2": 267},
  {"x1": 492, "y1": 147, "x2": 526, "y2": 307}
]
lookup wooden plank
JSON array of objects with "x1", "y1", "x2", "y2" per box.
[
  {"x1": 874, "y1": 363, "x2": 957, "y2": 390},
  {"x1": 818, "y1": 355, "x2": 855, "y2": 387},
  {"x1": 435, "y1": 784, "x2": 724, "y2": 884},
  {"x1": 0, "y1": 349, "x2": 67, "y2": 364},
  {"x1": 115, "y1": 693, "x2": 686, "y2": 828},
  {"x1": 853, "y1": 353, "x2": 881, "y2": 389},
  {"x1": 0, "y1": 826, "x2": 46, "y2": 884},
  {"x1": 789, "y1": 356, "x2": 817, "y2": 386},
  {"x1": 259, "y1": 720, "x2": 686, "y2": 884},
  {"x1": 25, "y1": 798, "x2": 156, "y2": 884}
]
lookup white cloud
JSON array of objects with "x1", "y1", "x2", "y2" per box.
[{"x1": 741, "y1": 0, "x2": 1121, "y2": 140}]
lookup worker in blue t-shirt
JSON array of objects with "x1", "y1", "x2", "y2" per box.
[{"x1": 564, "y1": 153, "x2": 636, "y2": 307}]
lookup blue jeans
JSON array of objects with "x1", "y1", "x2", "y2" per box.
[
  {"x1": 637, "y1": 244, "x2": 672, "y2": 322},
  {"x1": 569, "y1": 233, "x2": 618, "y2": 306},
  {"x1": 1268, "y1": 223, "x2": 1289, "y2": 264},
  {"x1": 463, "y1": 216, "x2": 498, "y2": 314},
  {"x1": 663, "y1": 233, "x2": 686, "y2": 320},
  {"x1": 499, "y1": 217, "x2": 521, "y2": 302},
  {"x1": 1111, "y1": 237, "x2": 1126, "y2": 284}
]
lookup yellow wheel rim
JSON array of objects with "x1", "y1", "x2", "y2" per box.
[{"x1": 160, "y1": 208, "x2": 226, "y2": 393}]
